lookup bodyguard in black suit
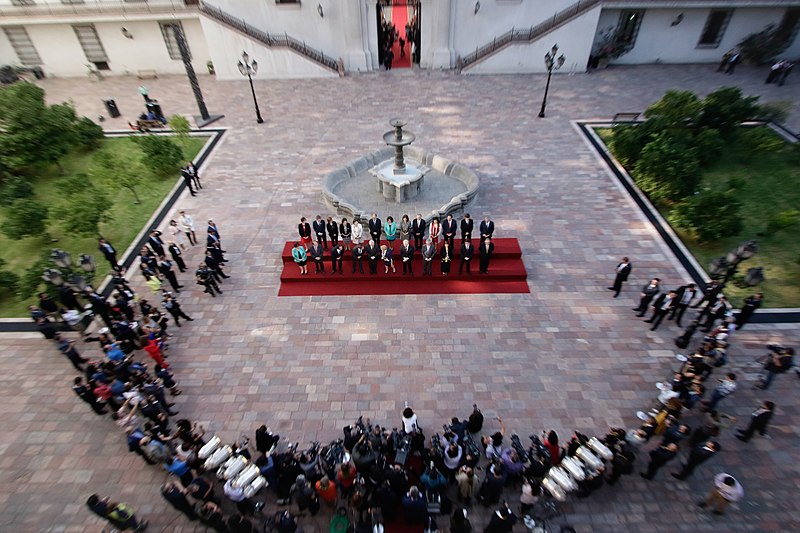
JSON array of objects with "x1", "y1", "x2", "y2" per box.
[
  {"x1": 368, "y1": 213, "x2": 382, "y2": 246},
  {"x1": 671, "y1": 441, "x2": 720, "y2": 480},
  {"x1": 646, "y1": 290, "x2": 677, "y2": 331},
  {"x1": 313, "y1": 216, "x2": 327, "y2": 249},
  {"x1": 479, "y1": 216, "x2": 495, "y2": 244},
  {"x1": 608, "y1": 257, "x2": 631, "y2": 298},
  {"x1": 411, "y1": 214, "x2": 426, "y2": 250},
  {"x1": 640, "y1": 443, "x2": 678, "y2": 480},
  {"x1": 735, "y1": 293, "x2": 763, "y2": 329},
  {"x1": 692, "y1": 280, "x2": 724, "y2": 310},
  {"x1": 443, "y1": 214, "x2": 457, "y2": 249},
  {"x1": 459, "y1": 240, "x2": 474, "y2": 274},
  {"x1": 634, "y1": 279, "x2": 660, "y2": 317},
  {"x1": 669, "y1": 283, "x2": 697, "y2": 327},
  {"x1": 148, "y1": 230, "x2": 165, "y2": 257},
  {"x1": 460, "y1": 213, "x2": 474, "y2": 241},
  {"x1": 736, "y1": 401, "x2": 774, "y2": 441},
  {"x1": 98, "y1": 238, "x2": 118, "y2": 269},
  {"x1": 158, "y1": 258, "x2": 183, "y2": 292},
  {"x1": 168, "y1": 243, "x2": 187, "y2": 272}
]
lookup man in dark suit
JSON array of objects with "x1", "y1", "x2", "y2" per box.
[
  {"x1": 158, "y1": 257, "x2": 183, "y2": 292},
  {"x1": 313, "y1": 215, "x2": 327, "y2": 249},
  {"x1": 640, "y1": 443, "x2": 678, "y2": 480},
  {"x1": 671, "y1": 441, "x2": 720, "y2": 480},
  {"x1": 460, "y1": 213, "x2": 474, "y2": 242},
  {"x1": 351, "y1": 243, "x2": 365, "y2": 274},
  {"x1": 443, "y1": 214, "x2": 457, "y2": 249},
  {"x1": 736, "y1": 401, "x2": 774, "y2": 441},
  {"x1": 368, "y1": 213, "x2": 382, "y2": 246},
  {"x1": 98, "y1": 238, "x2": 119, "y2": 269},
  {"x1": 479, "y1": 238, "x2": 494, "y2": 274},
  {"x1": 736, "y1": 293, "x2": 763, "y2": 329},
  {"x1": 310, "y1": 241, "x2": 325, "y2": 274},
  {"x1": 330, "y1": 245, "x2": 344, "y2": 275},
  {"x1": 181, "y1": 166, "x2": 196, "y2": 196},
  {"x1": 411, "y1": 214, "x2": 426, "y2": 250},
  {"x1": 692, "y1": 280, "x2": 724, "y2": 310},
  {"x1": 148, "y1": 230, "x2": 166, "y2": 257},
  {"x1": 421, "y1": 238, "x2": 436, "y2": 277},
  {"x1": 608, "y1": 257, "x2": 631, "y2": 298},
  {"x1": 366, "y1": 239, "x2": 380, "y2": 275},
  {"x1": 646, "y1": 290, "x2": 677, "y2": 331},
  {"x1": 459, "y1": 239, "x2": 474, "y2": 275},
  {"x1": 634, "y1": 278, "x2": 660, "y2": 317},
  {"x1": 400, "y1": 240, "x2": 414, "y2": 276},
  {"x1": 669, "y1": 283, "x2": 697, "y2": 327},
  {"x1": 702, "y1": 295, "x2": 731, "y2": 332},
  {"x1": 168, "y1": 242, "x2": 187, "y2": 273},
  {"x1": 479, "y1": 216, "x2": 495, "y2": 245}
]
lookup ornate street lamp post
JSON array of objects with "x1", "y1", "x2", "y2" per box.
[
  {"x1": 238, "y1": 51, "x2": 263, "y2": 124},
  {"x1": 538, "y1": 44, "x2": 566, "y2": 118}
]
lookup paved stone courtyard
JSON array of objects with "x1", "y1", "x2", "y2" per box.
[{"x1": 1, "y1": 65, "x2": 799, "y2": 533}]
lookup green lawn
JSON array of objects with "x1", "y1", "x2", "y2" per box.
[
  {"x1": 0, "y1": 136, "x2": 209, "y2": 318},
  {"x1": 597, "y1": 127, "x2": 800, "y2": 308}
]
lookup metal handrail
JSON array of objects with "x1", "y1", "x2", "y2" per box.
[
  {"x1": 459, "y1": 0, "x2": 602, "y2": 70},
  {"x1": 0, "y1": 0, "x2": 196, "y2": 17},
  {"x1": 198, "y1": 1, "x2": 339, "y2": 73}
]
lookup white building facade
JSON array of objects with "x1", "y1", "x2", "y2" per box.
[{"x1": 1, "y1": 0, "x2": 798, "y2": 79}]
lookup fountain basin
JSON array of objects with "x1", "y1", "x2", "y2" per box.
[{"x1": 369, "y1": 160, "x2": 430, "y2": 202}]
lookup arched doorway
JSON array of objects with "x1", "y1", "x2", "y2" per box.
[{"x1": 376, "y1": 0, "x2": 420, "y2": 69}]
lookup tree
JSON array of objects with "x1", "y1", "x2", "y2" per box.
[
  {"x1": 0, "y1": 258, "x2": 19, "y2": 295},
  {"x1": 168, "y1": 114, "x2": 191, "y2": 156},
  {"x1": 0, "y1": 175, "x2": 34, "y2": 206},
  {"x1": 2, "y1": 198, "x2": 48, "y2": 239},
  {"x1": 134, "y1": 134, "x2": 183, "y2": 175},
  {"x1": 74, "y1": 116, "x2": 105, "y2": 151},
  {"x1": 633, "y1": 132, "x2": 701, "y2": 202},
  {"x1": 698, "y1": 87, "x2": 759, "y2": 138},
  {"x1": 92, "y1": 150, "x2": 145, "y2": 204},
  {"x1": 0, "y1": 83, "x2": 77, "y2": 173},
  {"x1": 671, "y1": 189, "x2": 743, "y2": 242},
  {"x1": 52, "y1": 174, "x2": 112, "y2": 236},
  {"x1": 644, "y1": 90, "x2": 703, "y2": 129}
]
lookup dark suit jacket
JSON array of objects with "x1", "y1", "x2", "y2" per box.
[
  {"x1": 479, "y1": 220, "x2": 495, "y2": 238},
  {"x1": 148, "y1": 233, "x2": 165, "y2": 255},
  {"x1": 749, "y1": 408, "x2": 773, "y2": 432},
  {"x1": 99, "y1": 242, "x2": 116, "y2": 259},
  {"x1": 312, "y1": 220, "x2": 326, "y2": 238},
  {"x1": 411, "y1": 218, "x2": 426, "y2": 237},
  {"x1": 368, "y1": 218, "x2": 382, "y2": 236},
  {"x1": 641, "y1": 284, "x2": 660, "y2": 300},
  {"x1": 352, "y1": 246, "x2": 364, "y2": 260},
  {"x1": 480, "y1": 242, "x2": 494, "y2": 259},
  {"x1": 443, "y1": 219, "x2": 457, "y2": 237},
  {"x1": 652, "y1": 294, "x2": 675, "y2": 312},
  {"x1": 460, "y1": 242, "x2": 474, "y2": 259},
  {"x1": 615, "y1": 262, "x2": 632, "y2": 281},
  {"x1": 366, "y1": 244, "x2": 379, "y2": 259},
  {"x1": 331, "y1": 247, "x2": 344, "y2": 261},
  {"x1": 400, "y1": 245, "x2": 414, "y2": 261},
  {"x1": 310, "y1": 245, "x2": 324, "y2": 261},
  {"x1": 298, "y1": 222, "x2": 311, "y2": 239},
  {"x1": 675, "y1": 285, "x2": 697, "y2": 305},
  {"x1": 460, "y1": 219, "x2": 474, "y2": 237},
  {"x1": 326, "y1": 222, "x2": 339, "y2": 239}
]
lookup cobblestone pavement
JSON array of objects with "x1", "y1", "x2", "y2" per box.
[{"x1": 1, "y1": 65, "x2": 799, "y2": 533}]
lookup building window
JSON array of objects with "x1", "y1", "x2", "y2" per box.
[
  {"x1": 275, "y1": 0, "x2": 301, "y2": 4},
  {"x1": 774, "y1": 8, "x2": 800, "y2": 47},
  {"x1": 73, "y1": 24, "x2": 109, "y2": 65},
  {"x1": 3, "y1": 26, "x2": 42, "y2": 66},
  {"x1": 616, "y1": 10, "x2": 644, "y2": 47},
  {"x1": 160, "y1": 22, "x2": 190, "y2": 60},
  {"x1": 10, "y1": 0, "x2": 37, "y2": 6},
  {"x1": 60, "y1": 0, "x2": 85, "y2": 5},
  {"x1": 698, "y1": 10, "x2": 733, "y2": 48}
]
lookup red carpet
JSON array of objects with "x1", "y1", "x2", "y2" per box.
[
  {"x1": 278, "y1": 238, "x2": 529, "y2": 297},
  {"x1": 390, "y1": 4, "x2": 411, "y2": 68}
]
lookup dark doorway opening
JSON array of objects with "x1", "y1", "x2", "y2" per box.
[{"x1": 377, "y1": 1, "x2": 420, "y2": 70}]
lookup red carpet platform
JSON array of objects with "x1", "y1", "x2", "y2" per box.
[{"x1": 278, "y1": 238, "x2": 529, "y2": 297}]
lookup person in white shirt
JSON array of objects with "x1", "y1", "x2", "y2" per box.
[
  {"x1": 703, "y1": 372, "x2": 737, "y2": 411},
  {"x1": 402, "y1": 406, "x2": 418, "y2": 434},
  {"x1": 178, "y1": 210, "x2": 197, "y2": 246},
  {"x1": 699, "y1": 473, "x2": 743, "y2": 515}
]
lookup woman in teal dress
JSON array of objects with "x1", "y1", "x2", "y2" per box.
[
  {"x1": 384, "y1": 216, "x2": 397, "y2": 250},
  {"x1": 292, "y1": 242, "x2": 308, "y2": 275}
]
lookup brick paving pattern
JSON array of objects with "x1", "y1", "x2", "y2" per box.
[{"x1": 0, "y1": 65, "x2": 798, "y2": 532}]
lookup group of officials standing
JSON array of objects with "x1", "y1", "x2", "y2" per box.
[{"x1": 292, "y1": 213, "x2": 496, "y2": 277}]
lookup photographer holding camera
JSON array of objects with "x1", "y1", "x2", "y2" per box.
[{"x1": 757, "y1": 345, "x2": 794, "y2": 390}]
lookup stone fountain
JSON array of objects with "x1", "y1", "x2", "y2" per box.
[
  {"x1": 370, "y1": 119, "x2": 429, "y2": 202},
  {"x1": 322, "y1": 120, "x2": 479, "y2": 222}
]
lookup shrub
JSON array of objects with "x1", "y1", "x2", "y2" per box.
[
  {"x1": 0, "y1": 258, "x2": 18, "y2": 294},
  {"x1": 738, "y1": 127, "x2": 785, "y2": 157},
  {"x1": 755, "y1": 100, "x2": 793, "y2": 123},
  {"x1": 53, "y1": 174, "x2": 111, "y2": 236},
  {"x1": 610, "y1": 124, "x2": 649, "y2": 165},
  {"x1": 167, "y1": 114, "x2": 191, "y2": 156},
  {"x1": 672, "y1": 189, "x2": 743, "y2": 242},
  {"x1": 134, "y1": 134, "x2": 183, "y2": 175},
  {"x1": 633, "y1": 132, "x2": 701, "y2": 202},
  {"x1": 2, "y1": 197, "x2": 48, "y2": 239},
  {"x1": 74, "y1": 116, "x2": 104, "y2": 150},
  {"x1": 698, "y1": 87, "x2": 759, "y2": 138},
  {"x1": 644, "y1": 90, "x2": 703, "y2": 129},
  {"x1": 0, "y1": 175, "x2": 34, "y2": 206},
  {"x1": 693, "y1": 128, "x2": 724, "y2": 167},
  {"x1": 764, "y1": 209, "x2": 800, "y2": 236}
]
